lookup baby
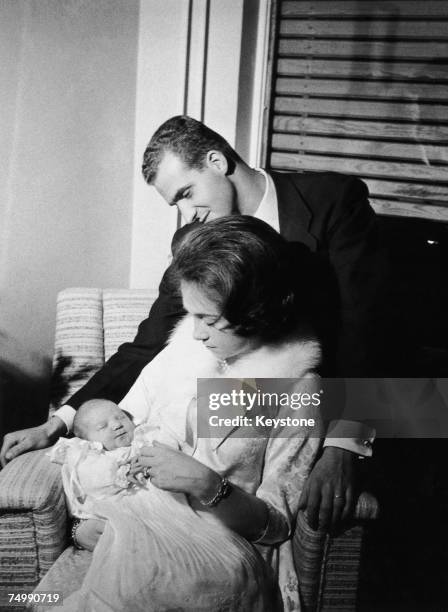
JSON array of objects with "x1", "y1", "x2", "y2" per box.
[
  {"x1": 49, "y1": 399, "x2": 154, "y2": 519},
  {"x1": 73, "y1": 399, "x2": 137, "y2": 451}
]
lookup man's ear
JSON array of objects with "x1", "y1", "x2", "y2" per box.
[{"x1": 205, "y1": 150, "x2": 228, "y2": 175}]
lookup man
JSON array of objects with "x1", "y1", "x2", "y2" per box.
[{"x1": 1, "y1": 116, "x2": 382, "y2": 536}]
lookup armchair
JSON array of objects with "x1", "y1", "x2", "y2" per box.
[{"x1": 0, "y1": 288, "x2": 378, "y2": 611}]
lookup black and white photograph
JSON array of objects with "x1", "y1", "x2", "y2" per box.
[{"x1": 0, "y1": 1, "x2": 448, "y2": 610}]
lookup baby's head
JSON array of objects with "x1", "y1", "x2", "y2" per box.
[{"x1": 73, "y1": 399, "x2": 136, "y2": 450}]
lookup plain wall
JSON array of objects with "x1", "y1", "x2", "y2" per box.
[
  {"x1": 129, "y1": 0, "x2": 189, "y2": 291},
  {"x1": 130, "y1": 0, "x2": 261, "y2": 289},
  {"x1": 0, "y1": 0, "x2": 263, "y2": 437},
  {"x1": 235, "y1": 0, "x2": 261, "y2": 161},
  {"x1": 0, "y1": 0, "x2": 139, "y2": 429}
]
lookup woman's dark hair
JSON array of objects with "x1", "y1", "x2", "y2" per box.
[
  {"x1": 172, "y1": 216, "x2": 304, "y2": 341},
  {"x1": 142, "y1": 115, "x2": 241, "y2": 184}
]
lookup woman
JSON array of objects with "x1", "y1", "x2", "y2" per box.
[{"x1": 38, "y1": 216, "x2": 323, "y2": 611}]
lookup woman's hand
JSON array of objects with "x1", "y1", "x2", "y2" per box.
[
  {"x1": 129, "y1": 442, "x2": 269, "y2": 541},
  {"x1": 75, "y1": 519, "x2": 106, "y2": 551},
  {"x1": 131, "y1": 442, "x2": 221, "y2": 500}
]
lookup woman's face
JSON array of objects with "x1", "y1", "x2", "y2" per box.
[{"x1": 181, "y1": 281, "x2": 260, "y2": 361}]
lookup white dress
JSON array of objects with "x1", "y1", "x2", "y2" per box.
[
  {"x1": 47, "y1": 424, "x2": 163, "y2": 520},
  {"x1": 38, "y1": 316, "x2": 323, "y2": 612}
]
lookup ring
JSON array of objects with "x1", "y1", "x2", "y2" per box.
[{"x1": 334, "y1": 493, "x2": 343, "y2": 499}]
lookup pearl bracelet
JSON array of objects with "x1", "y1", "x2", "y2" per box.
[{"x1": 200, "y1": 476, "x2": 232, "y2": 507}]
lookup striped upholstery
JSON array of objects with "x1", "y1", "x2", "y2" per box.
[
  {"x1": 0, "y1": 450, "x2": 67, "y2": 600},
  {"x1": 103, "y1": 289, "x2": 157, "y2": 361},
  {"x1": 317, "y1": 525, "x2": 364, "y2": 611},
  {"x1": 0, "y1": 288, "x2": 377, "y2": 610},
  {"x1": 49, "y1": 288, "x2": 157, "y2": 412},
  {"x1": 50, "y1": 288, "x2": 104, "y2": 412},
  {"x1": 295, "y1": 493, "x2": 378, "y2": 611}
]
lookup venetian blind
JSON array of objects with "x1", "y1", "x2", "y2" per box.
[{"x1": 265, "y1": 0, "x2": 448, "y2": 220}]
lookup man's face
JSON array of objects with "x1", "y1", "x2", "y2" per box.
[{"x1": 154, "y1": 151, "x2": 237, "y2": 223}]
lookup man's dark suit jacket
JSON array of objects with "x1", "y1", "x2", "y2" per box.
[{"x1": 67, "y1": 171, "x2": 386, "y2": 409}]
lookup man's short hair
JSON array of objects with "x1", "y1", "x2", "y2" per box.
[{"x1": 141, "y1": 115, "x2": 241, "y2": 184}]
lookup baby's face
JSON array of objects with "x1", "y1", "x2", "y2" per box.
[{"x1": 84, "y1": 402, "x2": 135, "y2": 450}]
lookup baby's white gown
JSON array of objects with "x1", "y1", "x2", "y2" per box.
[
  {"x1": 70, "y1": 480, "x2": 275, "y2": 611},
  {"x1": 44, "y1": 427, "x2": 275, "y2": 612}
]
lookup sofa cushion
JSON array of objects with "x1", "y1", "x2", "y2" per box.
[
  {"x1": 103, "y1": 289, "x2": 157, "y2": 361},
  {"x1": 50, "y1": 288, "x2": 104, "y2": 411}
]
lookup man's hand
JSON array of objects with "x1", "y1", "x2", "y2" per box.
[
  {"x1": 298, "y1": 447, "x2": 357, "y2": 531},
  {"x1": 75, "y1": 519, "x2": 105, "y2": 551},
  {"x1": 0, "y1": 417, "x2": 66, "y2": 467}
]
